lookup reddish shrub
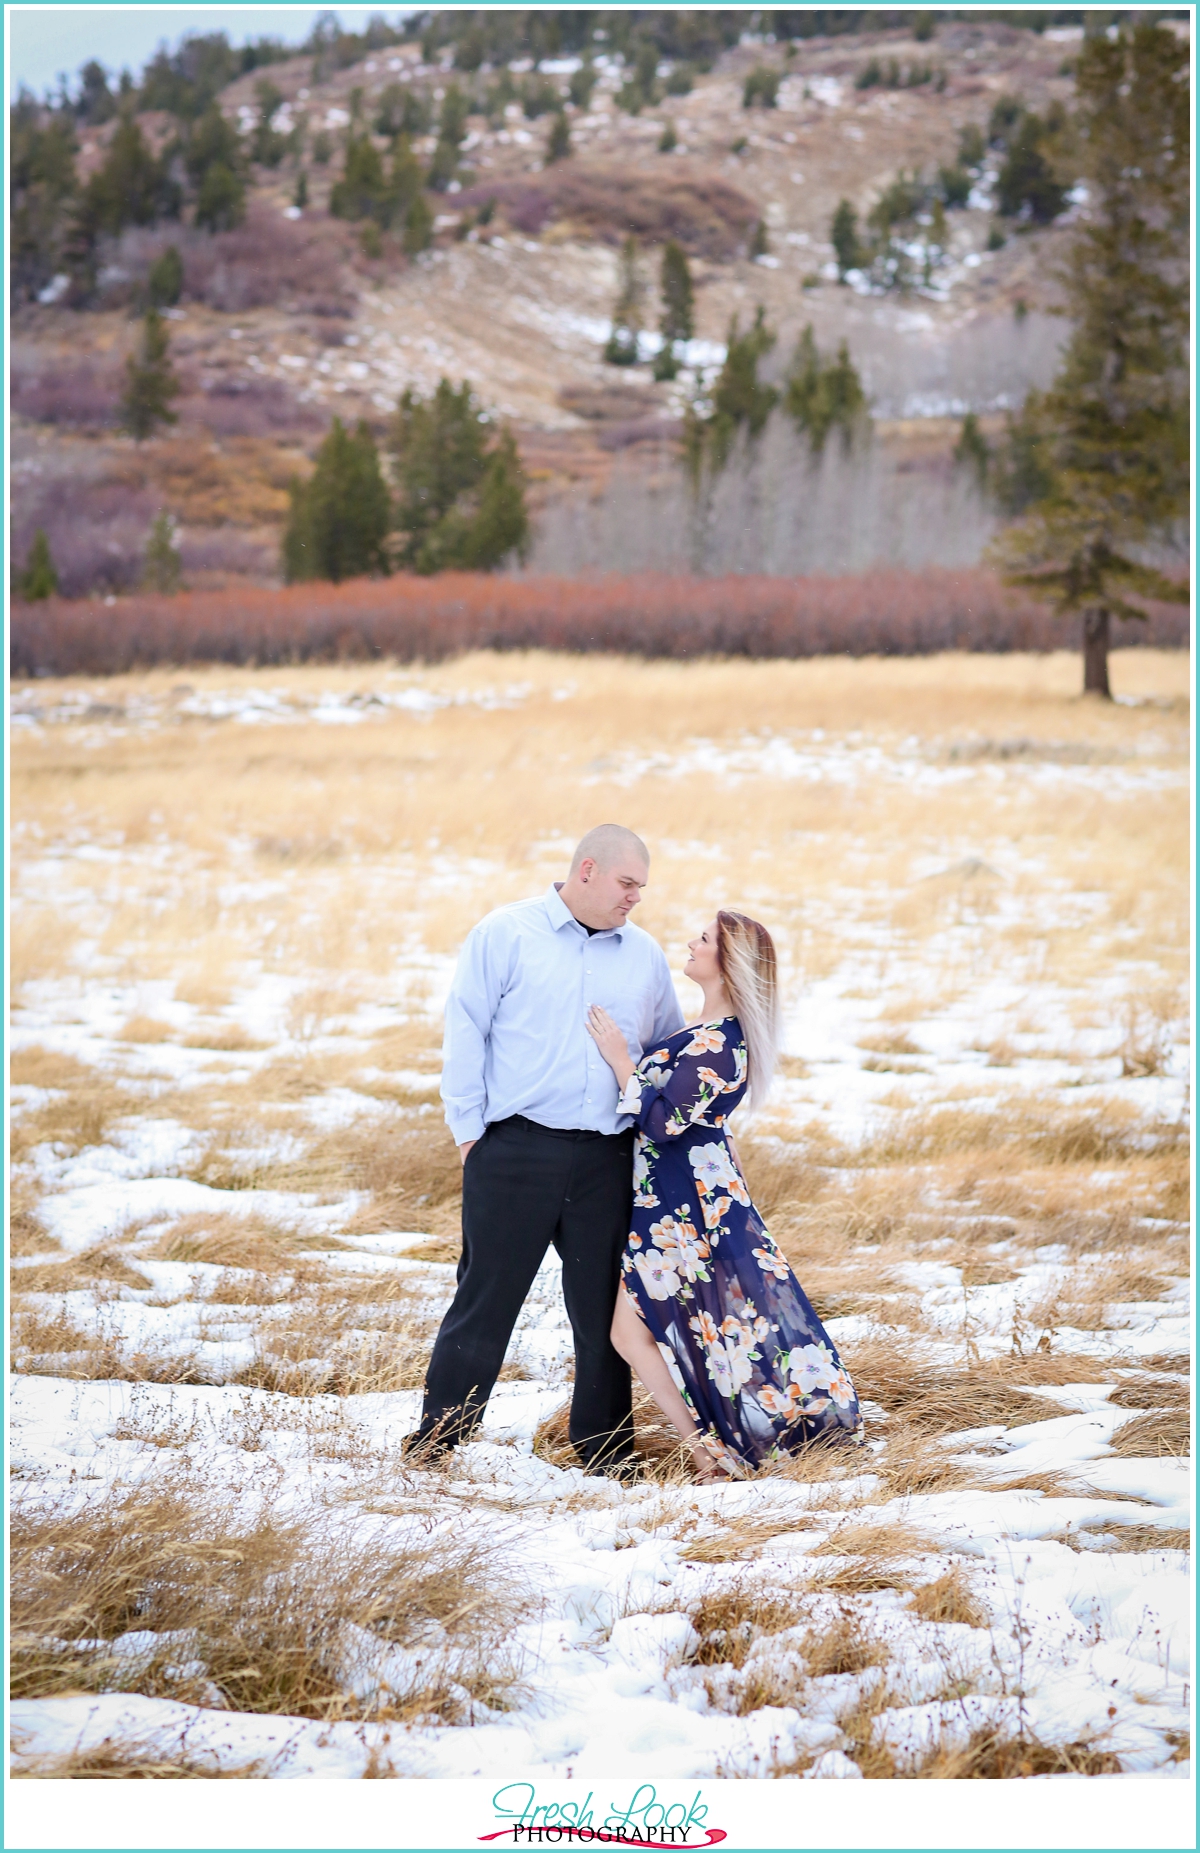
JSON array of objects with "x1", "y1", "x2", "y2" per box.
[
  {"x1": 457, "y1": 166, "x2": 759, "y2": 258},
  {"x1": 177, "y1": 380, "x2": 325, "y2": 438},
  {"x1": 181, "y1": 208, "x2": 357, "y2": 315},
  {"x1": 10, "y1": 570, "x2": 1189, "y2": 678},
  {"x1": 11, "y1": 361, "x2": 122, "y2": 429}
]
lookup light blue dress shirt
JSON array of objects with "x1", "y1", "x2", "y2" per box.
[{"x1": 440, "y1": 883, "x2": 685, "y2": 1144}]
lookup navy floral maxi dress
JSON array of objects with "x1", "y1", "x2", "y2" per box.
[{"x1": 617, "y1": 1017, "x2": 863, "y2": 1475}]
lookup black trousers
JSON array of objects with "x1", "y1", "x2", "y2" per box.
[{"x1": 415, "y1": 1116, "x2": 636, "y2": 1465}]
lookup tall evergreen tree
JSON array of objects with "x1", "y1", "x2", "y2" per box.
[
  {"x1": 784, "y1": 326, "x2": 869, "y2": 451},
  {"x1": 16, "y1": 529, "x2": 58, "y2": 601},
  {"x1": 390, "y1": 379, "x2": 529, "y2": 573},
  {"x1": 330, "y1": 132, "x2": 388, "y2": 222},
  {"x1": 119, "y1": 308, "x2": 180, "y2": 441},
  {"x1": 698, "y1": 307, "x2": 779, "y2": 471},
  {"x1": 604, "y1": 236, "x2": 646, "y2": 366},
  {"x1": 403, "y1": 188, "x2": 434, "y2": 255},
  {"x1": 989, "y1": 22, "x2": 1189, "y2": 696},
  {"x1": 194, "y1": 161, "x2": 245, "y2": 232},
  {"x1": 146, "y1": 243, "x2": 184, "y2": 308},
  {"x1": 84, "y1": 114, "x2": 180, "y2": 236},
  {"x1": 546, "y1": 110, "x2": 571, "y2": 164},
  {"x1": 427, "y1": 81, "x2": 468, "y2": 190},
  {"x1": 283, "y1": 418, "x2": 391, "y2": 583},
  {"x1": 184, "y1": 104, "x2": 246, "y2": 229},
  {"x1": 11, "y1": 103, "x2": 78, "y2": 299},
  {"x1": 830, "y1": 198, "x2": 862, "y2": 280},
  {"x1": 654, "y1": 239, "x2": 694, "y2": 380},
  {"x1": 953, "y1": 411, "x2": 990, "y2": 488},
  {"x1": 142, "y1": 511, "x2": 182, "y2": 592}
]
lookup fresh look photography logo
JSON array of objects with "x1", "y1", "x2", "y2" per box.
[{"x1": 479, "y1": 1784, "x2": 727, "y2": 1847}]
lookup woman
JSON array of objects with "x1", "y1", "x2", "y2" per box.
[{"x1": 586, "y1": 910, "x2": 862, "y2": 1481}]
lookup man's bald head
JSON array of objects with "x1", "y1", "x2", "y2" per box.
[
  {"x1": 569, "y1": 824, "x2": 650, "y2": 877},
  {"x1": 560, "y1": 825, "x2": 650, "y2": 931}
]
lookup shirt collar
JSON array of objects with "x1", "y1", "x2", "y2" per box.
[{"x1": 546, "y1": 882, "x2": 624, "y2": 939}]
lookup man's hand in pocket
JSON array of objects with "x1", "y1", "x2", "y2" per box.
[{"x1": 459, "y1": 1140, "x2": 477, "y2": 1166}]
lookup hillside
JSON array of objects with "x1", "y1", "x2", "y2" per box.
[{"x1": 12, "y1": 13, "x2": 1101, "y2": 595}]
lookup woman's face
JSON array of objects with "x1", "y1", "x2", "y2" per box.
[{"x1": 684, "y1": 918, "x2": 723, "y2": 987}]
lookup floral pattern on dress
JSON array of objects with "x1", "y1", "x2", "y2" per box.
[{"x1": 619, "y1": 1016, "x2": 863, "y2": 1469}]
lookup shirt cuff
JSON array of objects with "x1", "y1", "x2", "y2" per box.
[
  {"x1": 445, "y1": 1108, "x2": 486, "y2": 1145},
  {"x1": 616, "y1": 1074, "x2": 644, "y2": 1116}
]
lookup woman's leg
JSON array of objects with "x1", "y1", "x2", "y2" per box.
[{"x1": 610, "y1": 1290, "x2": 724, "y2": 1479}]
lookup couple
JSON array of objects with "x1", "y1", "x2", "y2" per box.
[{"x1": 406, "y1": 824, "x2": 862, "y2": 1482}]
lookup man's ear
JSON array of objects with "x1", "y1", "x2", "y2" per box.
[{"x1": 579, "y1": 857, "x2": 596, "y2": 884}]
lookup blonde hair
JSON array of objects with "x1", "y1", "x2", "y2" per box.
[{"x1": 716, "y1": 910, "x2": 780, "y2": 1111}]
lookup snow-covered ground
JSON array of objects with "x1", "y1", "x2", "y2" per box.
[{"x1": 8, "y1": 658, "x2": 1192, "y2": 1786}]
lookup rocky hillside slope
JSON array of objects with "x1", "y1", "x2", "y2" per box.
[{"x1": 12, "y1": 14, "x2": 1094, "y2": 594}]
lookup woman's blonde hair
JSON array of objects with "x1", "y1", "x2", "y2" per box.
[{"x1": 716, "y1": 909, "x2": 780, "y2": 1111}]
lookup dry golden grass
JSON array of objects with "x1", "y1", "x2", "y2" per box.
[
  {"x1": 1109, "y1": 1408, "x2": 1191, "y2": 1459},
  {"x1": 151, "y1": 1212, "x2": 340, "y2": 1268},
  {"x1": 11, "y1": 1481, "x2": 529, "y2": 1724},
  {"x1": 12, "y1": 1741, "x2": 275, "y2": 1779},
  {"x1": 899, "y1": 1725, "x2": 1123, "y2": 1780},
  {"x1": 907, "y1": 1566, "x2": 989, "y2": 1628},
  {"x1": 8, "y1": 650, "x2": 1189, "y2": 1776},
  {"x1": 11, "y1": 1246, "x2": 152, "y2": 1295},
  {"x1": 845, "y1": 1334, "x2": 1077, "y2": 1435}
]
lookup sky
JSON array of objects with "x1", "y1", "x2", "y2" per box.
[{"x1": 7, "y1": 6, "x2": 415, "y2": 100}]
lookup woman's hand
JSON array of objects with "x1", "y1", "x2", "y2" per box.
[{"x1": 586, "y1": 1005, "x2": 635, "y2": 1088}]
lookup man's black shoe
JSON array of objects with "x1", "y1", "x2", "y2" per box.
[{"x1": 399, "y1": 1429, "x2": 454, "y2": 1464}]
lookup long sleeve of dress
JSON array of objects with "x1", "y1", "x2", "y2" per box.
[{"x1": 617, "y1": 1025, "x2": 745, "y2": 1142}]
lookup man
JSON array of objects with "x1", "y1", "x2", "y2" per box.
[{"x1": 406, "y1": 824, "x2": 684, "y2": 1473}]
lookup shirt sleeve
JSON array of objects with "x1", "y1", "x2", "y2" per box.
[
  {"x1": 620, "y1": 1026, "x2": 743, "y2": 1142},
  {"x1": 647, "y1": 945, "x2": 686, "y2": 1045},
  {"x1": 440, "y1": 918, "x2": 510, "y2": 1144}
]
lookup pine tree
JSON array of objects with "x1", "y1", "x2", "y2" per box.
[
  {"x1": 784, "y1": 328, "x2": 870, "y2": 452},
  {"x1": 604, "y1": 236, "x2": 646, "y2": 367},
  {"x1": 989, "y1": 22, "x2": 1189, "y2": 696},
  {"x1": 990, "y1": 396, "x2": 1055, "y2": 515},
  {"x1": 830, "y1": 199, "x2": 861, "y2": 280},
  {"x1": 701, "y1": 308, "x2": 779, "y2": 471},
  {"x1": 330, "y1": 133, "x2": 390, "y2": 223},
  {"x1": 16, "y1": 529, "x2": 58, "y2": 600},
  {"x1": 653, "y1": 240, "x2": 694, "y2": 381},
  {"x1": 953, "y1": 411, "x2": 990, "y2": 487},
  {"x1": 83, "y1": 114, "x2": 180, "y2": 236},
  {"x1": 184, "y1": 104, "x2": 246, "y2": 230},
  {"x1": 147, "y1": 244, "x2": 183, "y2": 308},
  {"x1": 283, "y1": 418, "x2": 391, "y2": 583},
  {"x1": 194, "y1": 162, "x2": 245, "y2": 232},
  {"x1": 385, "y1": 137, "x2": 423, "y2": 228},
  {"x1": 428, "y1": 81, "x2": 468, "y2": 190},
  {"x1": 390, "y1": 379, "x2": 529, "y2": 573},
  {"x1": 119, "y1": 308, "x2": 180, "y2": 441},
  {"x1": 403, "y1": 189, "x2": 433, "y2": 256},
  {"x1": 11, "y1": 106, "x2": 78, "y2": 301},
  {"x1": 142, "y1": 511, "x2": 182, "y2": 592},
  {"x1": 546, "y1": 111, "x2": 571, "y2": 164}
]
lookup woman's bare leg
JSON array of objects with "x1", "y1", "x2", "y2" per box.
[{"x1": 611, "y1": 1290, "x2": 723, "y2": 1479}]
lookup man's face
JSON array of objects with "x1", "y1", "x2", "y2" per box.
[{"x1": 578, "y1": 856, "x2": 648, "y2": 929}]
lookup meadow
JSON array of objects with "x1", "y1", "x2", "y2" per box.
[{"x1": 9, "y1": 647, "x2": 1191, "y2": 1780}]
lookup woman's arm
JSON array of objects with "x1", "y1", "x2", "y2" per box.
[{"x1": 621, "y1": 1027, "x2": 742, "y2": 1143}]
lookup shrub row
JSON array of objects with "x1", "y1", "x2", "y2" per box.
[{"x1": 11, "y1": 568, "x2": 1189, "y2": 678}]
